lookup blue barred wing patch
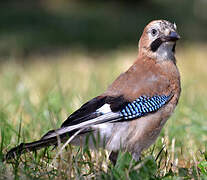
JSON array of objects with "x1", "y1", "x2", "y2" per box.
[{"x1": 120, "y1": 95, "x2": 171, "y2": 120}]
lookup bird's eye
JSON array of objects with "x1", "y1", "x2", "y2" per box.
[{"x1": 151, "y1": 29, "x2": 157, "y2": 36}]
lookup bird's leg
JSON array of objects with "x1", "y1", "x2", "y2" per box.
[{"x1": 109, "y1": 151, "x2": 119, "y2": 166}]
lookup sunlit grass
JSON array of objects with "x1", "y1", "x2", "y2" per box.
[{"x1": 1, "y1": 44, "x2": 207, "y2": 179}]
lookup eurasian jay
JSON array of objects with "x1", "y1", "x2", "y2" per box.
[{"x1": 6, "y1": 20, "x2": 181, "y2": 164}]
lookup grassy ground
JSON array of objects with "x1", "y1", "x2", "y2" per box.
[{"x1": 0, "y1": 44, "x2": 207, "y2": 179}]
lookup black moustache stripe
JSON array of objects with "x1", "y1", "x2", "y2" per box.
[
  {"x1": 172, "y1": 43, "x2": 176, "y2": 53},
  {"x1": 150, "y1": 38, "x2": 163, "y2": 52}
]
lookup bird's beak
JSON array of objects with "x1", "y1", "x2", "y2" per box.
[{"x1": 162, "y1": 31, "x2": 180, "y2": 42}]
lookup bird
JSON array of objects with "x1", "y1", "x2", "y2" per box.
[{"x1": 6, "y1": 20, "x2": 181, "y2": 165}]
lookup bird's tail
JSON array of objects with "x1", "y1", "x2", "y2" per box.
[
  {"x1": 5, "y1": 136, "x2": 57, "y2": 160},
  {"x1": 5, "y1": 127, "x2": 81, "y2": 161},
  {"x1": 5, "y1": 111, "x2": 118, "y2": 160}
]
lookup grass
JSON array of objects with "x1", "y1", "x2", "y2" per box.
[{"x1": 0, "y1": 44, "x2": 207, "y2": 179}]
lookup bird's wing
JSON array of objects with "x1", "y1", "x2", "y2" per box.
[
  {"x1": 61, "y1": 95, "x2": 127, "y2": 127},
  {"x1": 41, "y1": 94, "x2": 172, "y2": 140}
]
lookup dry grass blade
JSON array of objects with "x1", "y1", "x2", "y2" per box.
[{"x1": 51, "y1": 129, "x2": 84, "y2": 166}]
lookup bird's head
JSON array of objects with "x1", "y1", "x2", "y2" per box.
[{"x1": 138, "y1": 20, "x2": 180, "y2": 62}]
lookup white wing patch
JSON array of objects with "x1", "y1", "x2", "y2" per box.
[{"x1": 97, "y1": 104, "x2": 112, "y2": 114}]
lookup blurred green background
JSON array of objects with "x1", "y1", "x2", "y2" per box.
[
  {"x1": 1, "y1": 0, "x2": 207, "y2": 179},
  {"x1": 0, "y1": 0, "x2": 206, "y2": 58}
]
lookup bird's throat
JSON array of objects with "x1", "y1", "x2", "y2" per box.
[{"x1": 156, "y1": 42, "x2": 176, "y2": 62}]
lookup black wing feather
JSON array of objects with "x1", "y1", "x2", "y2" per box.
[
  {"x1": 61, "y1": 95, "x2": 127, "y2": 127},
  {"x1": 61, "y1": 96, "x2": 106, "y2": 127}
]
